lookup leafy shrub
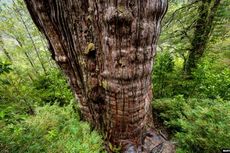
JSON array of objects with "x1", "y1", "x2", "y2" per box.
[
  {"x1": 0, "y1": 60, "x2": 12, "y2": 75},
  {"x1": 152, "y1": 52, "x2": 230, "y2": 100},
  {"x1": 33, "y1": 70, "x2": 74, "y2": 106},
  {"x1": 153, "y1": 96, "x2": 230, "y2": 153},
  {"x1": 0, "y1": 103, "x2": 105, "y2": 153},
  {"x1": 152, "y1": 51, "x2": 175, "y2": 98},
  {"x1": 0, "y1": 60, "x2": 12, "y2": 85},
  {"x1": 193, "y1": 58, "x2": 230, "y2": 100}
]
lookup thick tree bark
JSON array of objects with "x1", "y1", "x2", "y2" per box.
[
  {"x1": 24, "y1": 0, "x2": 174, "y2": 152},
  {"x1": 184, "y1": 0, "x2": 221, "y2": 75}
]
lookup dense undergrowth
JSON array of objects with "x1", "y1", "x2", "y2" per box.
[
  {"x1": 152, "y1": 50, "x2": 230, "y2": 153},
  {"x1": 0, "y1": 103, "x2": 105, "y2": 153},
  {"x1": 153, "y1": 96, "x2": 230, "y2": 153},
  {"x1": 153, "y1": 51, "x2": 230, "y2": 100},
  {"x1": 0, "y1": 66, "x2": 105, "y2": 153}
]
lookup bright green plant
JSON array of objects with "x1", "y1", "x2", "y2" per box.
[
  {"x1": 0, "y1": 60, "x2": 12, "y2": 75},
  {"x1": 152, "y1": 52, "x2": 230, "y2": 100},
  {"x1": 152, "y1": 50, "x2": 175, "y2": 98},
  {"x1": 0, "y1": 103, "x2": 105, "y2": 153},
  {"x1": 32, "y1": 69, "x2": 74, "y2": 106},
  {"x1": 193, "y1": 58, "x2": 230, "y2": 100},
  {"x1": 153, "y1": 96, "x2": 230, "y2": 153}
]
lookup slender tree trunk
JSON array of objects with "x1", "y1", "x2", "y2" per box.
[
  {"x1": 184, "y1": 0, "x2": 221, "y2": 76},
  {"x1": 14, "y1": 37, "x2": 40, "y2": 76},
  {"x1": 24, "y1": 0, "x2": 174, "y2": 152},
  {"x1": 0, "y1": 35, "x2": 35, "y2": 81},
  {"x1": 13, "y1": 0, "x2": 47, "y2": 75},
  {"x1": 0, "y1": 36, "x2": 13, "y2": 61}
]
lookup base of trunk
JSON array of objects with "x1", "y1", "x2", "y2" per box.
[{"x1": 105, "y1": 128, "x2": 175, "y2": 153}]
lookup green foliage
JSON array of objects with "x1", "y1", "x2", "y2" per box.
[
  {"x1": 0, "y1": 60, "x2": 12, "y2": 85},
  {"x1": 32, "y1": 70, "x2": 74, "y2": 106},
  {"x1": 153, "y1": 53, "x2": 230, "y2": 100},
  {"x1": 0, "y1": 69, "x2": 74, "y2": 126},
  {"x1": 0, "y1": 60, "x2": 12, "y2": 74},
  {"x1": 153, "y1": 96, "x2": 230, "y2": 153},
  {"x1": 193, "y1": 58, "x2": 230, "y2": 100},
  {"x1": 0, "y1": 103, "x2": 105, "y2": 153},
  {"x1": 152, "y1": 51, "x2": 175, "y2": 98},
  {"x1": 160, "y1": 0, "x2": 229, "y2": 73},
  {"x1": 160, "y1": 1, "x2": 198, "y2": 60}
]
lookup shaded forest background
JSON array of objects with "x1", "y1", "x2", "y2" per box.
[{"x1": 0, "y1": 0, "x2": 229, "y2": 152}]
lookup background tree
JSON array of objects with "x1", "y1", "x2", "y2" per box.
[
  {"x1": 184, "y1": 0, "x2": 221, "y2": 75},
  {"x1": 159, "y1": 0, "x2": 227, "y2": 77}
]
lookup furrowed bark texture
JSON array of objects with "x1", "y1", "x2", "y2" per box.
[{"x1": 24, "y1": 0, "x2": 173, "y2": 152}]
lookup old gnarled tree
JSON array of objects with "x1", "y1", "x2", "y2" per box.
[{"x1": 24, "y1": 0, "x2": 174, "y2": 152}]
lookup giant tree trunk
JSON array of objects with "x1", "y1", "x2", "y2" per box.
[{"x1": 24, "y1": 0, "x2": 174, "y2": 152}]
